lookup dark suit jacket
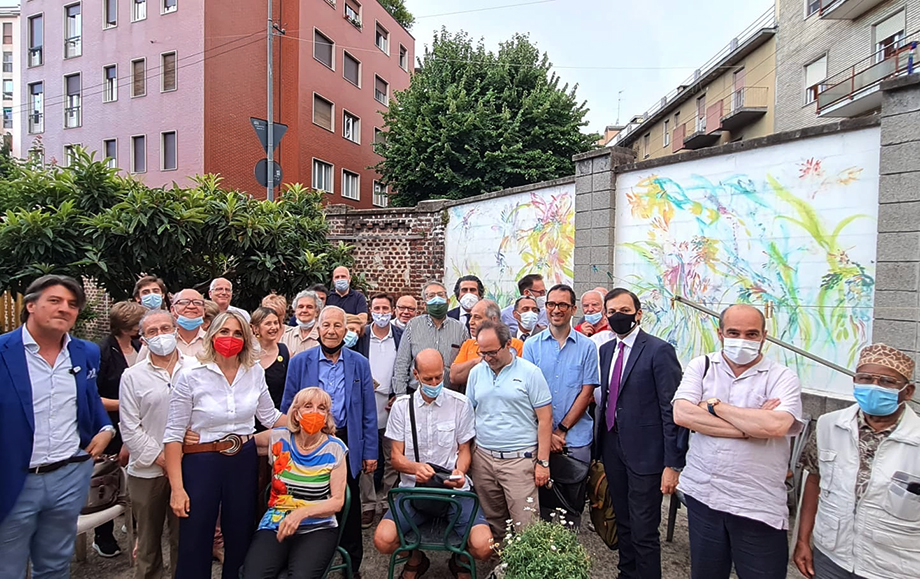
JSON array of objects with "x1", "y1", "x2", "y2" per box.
[
  {"x1": 0, "y1": 327, "x2": 110, "y2": 523},
  {"x1": 280, "y1": 346, "x2": 378, "y2": 477},
  {"x1": 447, "y1": 307, "x2": 471, "y2": 332},
  {"x1": 357, "y1": 323, "x2": 403, "y2": 359},
  {"x1": 598, "y1": 329, "x2": 688, "y2": 475}
]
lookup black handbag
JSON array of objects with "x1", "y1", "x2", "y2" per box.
[
  {"x1": 408, "y1": 392, "x2": 452, "y2": 517},
  {"x1": 539, "y1": 449, "x2": 590, "y2": 524}
]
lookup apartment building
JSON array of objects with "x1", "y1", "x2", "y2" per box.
[
  {"x1": 607, "y1": 9, "x2": 777, "y2": 161},
  {"x1": 1, "y1": 6, "x2": 19, "y2": 157},
  {"x1": 20, "y1": 0, "x2": 413, "y2": 207},
  {"x1": 776, "y1": 0, "x2": 919, "y2": 131}
]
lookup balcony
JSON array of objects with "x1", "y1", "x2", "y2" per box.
[
  {"x1": 64, "y1": 36, "x2": 81, "y2": 59},
  {"x1": 817, "y1": 36, "x2": 917, "y2": 117},
  {"x1": 682, "y1": 102, "x2": 724, "y2": 150},
  {"x1": 64, "y1": 106, "x2": 81, "y2": 129},
  {"x1": 719, "y1": 86, "x2": 769, "y2": 132},
  {"x1": 819, "y1": 0, "x2": 888, "y2": 20},
  {"x1": 28, "y1": 46, "x2": 42, "y2": 67}
]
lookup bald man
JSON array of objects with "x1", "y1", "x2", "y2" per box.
[
  {"x1": 449, "y1": 300, "x2": 524, "y2": 390},
  {"x1": 326, "y1": 266, "x2": 368, "y2": 325},
  {"x1": 575, "y1": 290, "x2": 609, "y2": 337}
]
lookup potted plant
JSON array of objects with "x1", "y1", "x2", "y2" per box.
[{"x1": 490, "y1": 506, "x2": 590, "y2": 579}]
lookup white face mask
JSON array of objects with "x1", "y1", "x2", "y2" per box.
[
  {"x1": 534, "y1": 296, "x2": 546, "y2": 309},
  {"x1": 459, "y1": 293, "x2": 479, "y2": 312},
  {"x1": 145, "y1": 332, "x2": 178, "y2": 357},
  {"x1": 722, "y1": 338, "x2": 762, "y2": 365},
  {"x1": 518, "y1": 311, "x2": 539, "y2": 331}
]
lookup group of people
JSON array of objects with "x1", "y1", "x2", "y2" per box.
[{"x1": 0, "y1": 269, "x2": 916, "y2": 579}]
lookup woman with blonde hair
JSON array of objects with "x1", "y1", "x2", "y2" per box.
[
  {"x1": 163, "y1": 311, "x2": 287, "y2": 579},
  {"x1": 241, "y1": 387, "x2": 348, "y2": 579}
]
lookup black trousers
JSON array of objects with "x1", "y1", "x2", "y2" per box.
[
  {"x1": 601, "y1": 428, "x2": 663, "y2": 579},
  {"x1": 336, "y1": 428, "x2": 364, "y2": 572},
  {"x1": 241, "y1": 527, "x2": 338, "y2": 579}
]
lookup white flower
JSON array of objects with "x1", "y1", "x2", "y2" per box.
[
  {"x1": 526, "y1": 496, "x2": 534, "y2": 504},
  {"x1": 551, "y1": 545, "x2": 557, "y2": 551}
]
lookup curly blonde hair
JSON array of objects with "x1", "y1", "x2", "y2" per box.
[{"x1": 287, "y1": 387, "x2": 337, "y2": 436}]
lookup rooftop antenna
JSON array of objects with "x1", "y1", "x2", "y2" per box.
[{"x1": 616, "y1": 90, "x2": 624, "y2": 125}]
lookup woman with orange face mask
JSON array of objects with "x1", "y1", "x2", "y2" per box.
[{"x1": 241, "y1": 387, "x2": 348, "y2": 579}]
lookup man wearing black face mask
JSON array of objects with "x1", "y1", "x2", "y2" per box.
[{"x1": 597, "y1": 288, "x2": 686, "y2": 579}]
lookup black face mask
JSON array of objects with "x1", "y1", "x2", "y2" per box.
[
  {"x1": 320, "y1": 340, "x2": 345, "y2": 356},
  {"x1": 608, "y1": 312, "x2": 638, "y2": 335}
]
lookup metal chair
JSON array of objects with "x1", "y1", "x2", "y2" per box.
[
  {"x1": 386, "y1": 488, "x2": 480, "y2": 579},
  {"x1": 74, "y1": 466, "x2": 134, "y2": 566}
]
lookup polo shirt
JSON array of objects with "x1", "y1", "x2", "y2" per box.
[
  {"x1": 326, "y1": 289, "x2": 368, "y2": 316},
  {"x1": 454, "y1": 337, "x2": 525, "y2": 364}
]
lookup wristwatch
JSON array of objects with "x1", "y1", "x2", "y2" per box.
[
  {"x1": 557, "y1": 423, "x2": 569, "y2": 434},
  {"x1": 707, "y1": 398, "x2": 721, "y2": 417},
  {"x1": 535, "y1": 459, "x2": 550, "y2": 468}
]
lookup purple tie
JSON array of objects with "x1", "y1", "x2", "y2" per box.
[{"x1": 606, "y1": 341, "x2": 625, "y2": 431}]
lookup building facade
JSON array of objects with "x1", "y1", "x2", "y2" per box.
[
  {"x1": 19, "y1": 0, "x2": 412, "y2": 207},
  {"x1": 775, "y1": 0, "x2": 920, "y2": 132},
  {"x1": 1, "y1": 7, "x2": 19, "y2": 157}
]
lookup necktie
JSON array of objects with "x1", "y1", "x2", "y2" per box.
[{"x1": 606, "y1": 341, "x2": 626, "y2": 431}]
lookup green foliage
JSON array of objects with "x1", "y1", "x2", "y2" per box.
[
  {"x1": 497, "y1": 515, "x2": 590, "y2": 579},
  {"x1": 377, "y1": 0, "x2": 414, "y2": 29},
  {"x1": 375, "y1": 29, "x2": 597, "y2": 207},
  {"x1": 0, "y1": 147, "x2": 354, "y2": 311}
]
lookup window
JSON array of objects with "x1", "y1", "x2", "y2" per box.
[
  {"x1": 163, "y1": 0, "x2": 178, "y2": 14},
  {"x1": 732, "y1": 68, "x2": 746, "y2": 110},
  {"x1": 104, "y1": 0, "x2": 117, "y2": 28},
  {"x1": 314, "y1": 30, "x2": 333, "y2": 69},
  {"x1": 133, "y1": 0, "x2": 147, "y2": 22},
  {"x1": 161, "y1": 131, "x2": 177, "y2": 170},
  {"x1": 28, "y1": 15, "x2": 42, "y2": 67},
  {"x1": 804, "y1": 55, "x2": 827, "y2": 104},
  {"x1": 2, "y1": 80, "x2": 11, "y2": 100},
  {"x1": 312, "y1": 159, "x2": 333, "y2": 192},
  {"x1": 103, "y1": 138, "x2": 117, "y2": 168},
  {"x1": 374, "y1": 76, "x2": 388, "y2": 106},
  {"x1": 399, "y1": 45, "x2": 408, "y2": 71},
  {"x1": 64, "y1": 74, "x2": 81, "y2": 128},
  {"x1": 374, "y1": 128, "x2": 387, "y2": 146},
  {"x1": 663, "y1": 119, "x2": 670, "y2": 147},
  {"x1": 342, "y1": 170, "x2": 359, "y2": 200},
  {"x1": 64, "y1": 4, "x2": 82, "y2": 59},
  {"x1": 131, "y1": 135, "x2": 146, "y2": 173},
  {"x1": 131, "y1": 58, "x2": 146, "y2": 97},
  {"x1": 642, "y1": 133, "x2": 650, "y2": 159},
  {"x1": 695, "y1": 95, "x2": 706, "y2": 132},
  {"x1": 161, "y1": 51, "x2": 177, "y2": 91},
  {"x1": 2, "y1": 107, "x2": 11, "y2": 129},
  {"x1": 373, "y1": 181, "x2": 388, "y2": 207},
  {"x1": 344, "y1": 0, "x2": 361, "y2": 26},
  {"x1": 805, "y1": 0, "x2": 820, "y2": 17},
  {"x1": 2, "y1": 51, "x2": 11, "y2": 73},
  {"x1": 29, "y1": 82, "x2": 43, "y2": 133},
  {"x1": 343, "y1": 111, "x2": 360, "y2": 143},
  {"x1": 2, "y1": 23, "x2": 11, "y2": 44},
  {"x1": 343, "y1": 52, "x2": 360, "y2": 86},
  {"x1": 104, "y1": 65, "x2": 117, "y2": 102},
  {"x1": 313, "y1": 94, "x2": 333, "y2": 131},
  {"x1": 64, "y1": 144, "x2": 80, "y2": 167},
  {"x1": 874, "y1": 11, "x2": 905, "y2": 62},
  {"x1": 375, "y1": 23, "x2": 388, "y2": 53}
]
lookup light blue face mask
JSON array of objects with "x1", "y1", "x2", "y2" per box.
[
  {"x1": 334, "y1": 279, "x2": 350, "y2": 292},
  {"x1": 343, "y1": 330, "x2": 359, "y2": 348},
  {"x1": 420, "y1": 380, "x2": 444, "y2": 399},
  {"x1": 176, "y1": 315, "x2": 203, "y2": 331},
  {"x1": 853, "y1": 383, "x2": 905, "y2": 417},
  {"x1": 584, "y1": 312, "x2": 603, "y2": 325},
  {"x1": 141, "y1": 293, "x2": 163, "y2": 309}
]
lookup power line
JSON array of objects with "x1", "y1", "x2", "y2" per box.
[{"x1": 415, "y1": 0, "x2": 561, "y2": 19}]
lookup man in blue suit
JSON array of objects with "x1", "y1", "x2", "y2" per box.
[
  {"x1": 598, "y1": 288, "x2": 687, "y2": 579},
  {"x1": 281, "y1": 305, "x2": 378, "y2": 578},
  {"x1": 0, "y1": 275, "x2": 114, "y2": 579}
]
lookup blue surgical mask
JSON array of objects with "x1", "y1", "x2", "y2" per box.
[
  {"x1": 176, "y1": 315, "x2": 204, "y2": 331},
  {"x1": 420, "y1": 381, "x2": 444, "y2": 399},
  {"x1": 372, "y1": 312, "x2": 391, "y2": 328},
  {"x1": 334, "y1": 279, "x2": 350, "y2": 292},
  {"x1": 141, "y1": 293, "x2": 163, "y2": 310},
  {"x1": 584, "y1": 312, "x2": 603, "y2": 325},
  {"x1": 853, "y1": 384, "x2": 905, "y2": 417},
  {"x1": 343, "y1": 330, "x2": 359, "y2": 348}
]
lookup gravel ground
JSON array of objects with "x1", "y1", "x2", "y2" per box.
[{"x1": 69, "y1": 501, "x2": 803, "y2": 579}]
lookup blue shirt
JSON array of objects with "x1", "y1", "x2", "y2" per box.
[
  {"x1": 326, "y1": 289, "x2": 368, "y2": 316},
  {"x1": 466, "y1": 355, "x2": 552, "y2": 452},
  {"x1": 318, "y1": 355, "x2": 347, "y2": 427},
  {"x1": 523, "y1": 327, "x2": 600, "y2": 449}
]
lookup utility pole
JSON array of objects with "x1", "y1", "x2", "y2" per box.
[{"x1": 266, "y1": 0, "x2": 274, "y2": 201}]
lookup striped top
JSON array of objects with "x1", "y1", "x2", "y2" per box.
[{"x1": 257, "y1": 429, "x2": 348, "y2": 534}]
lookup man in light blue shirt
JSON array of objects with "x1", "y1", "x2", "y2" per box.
[{"x1": 466, "y1": 320, "x2": 552, "y2": 539}]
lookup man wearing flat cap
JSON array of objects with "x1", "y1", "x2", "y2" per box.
[{"x1": 794, "y1": 343, "x2": 919, "y2": 579}]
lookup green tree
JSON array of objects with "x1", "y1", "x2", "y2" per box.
[
  {"x1": 378, "y1": 0, "x2": 414, "y2": 29},
  {"x1": 375, "y1": 29, "x2": 597, "y2": 207},
  {"x1": 0, "y1": 148, "x2": 354, "y2": 311}
]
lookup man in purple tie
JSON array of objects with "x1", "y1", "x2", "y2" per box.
[{"x1": 597, "y1": 288, "x2": 687, "y2": 579}]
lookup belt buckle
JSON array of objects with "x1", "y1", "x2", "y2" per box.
[{"x1": 219, "y1": 434, "x2": 242, "y2": 456}]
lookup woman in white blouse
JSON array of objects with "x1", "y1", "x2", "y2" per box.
[{"x1": 163, "y1": 311, "x2": 286, "y2": 579}]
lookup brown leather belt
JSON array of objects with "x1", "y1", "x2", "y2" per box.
[{"x1": 183, "y1": 434, "x2": 251, "y2": 456}]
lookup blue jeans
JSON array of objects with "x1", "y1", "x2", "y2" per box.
[{"x1": 0, "y1": 459, "x2": 94, "y2": 579}]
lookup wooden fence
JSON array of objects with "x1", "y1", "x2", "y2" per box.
[{"x1": 1, "y1": 292, "x2": 23, "y2": 333}]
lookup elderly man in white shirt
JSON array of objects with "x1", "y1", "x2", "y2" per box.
[
  {"x1": 373, "y1": 349, "x2": 492, "y2": 579},
  {"x1": 120, "y1": 310, "x2": 194, "y2": 579},
  {"x1": 672, "y1": 304, "x2": 803, "y2": 579}
]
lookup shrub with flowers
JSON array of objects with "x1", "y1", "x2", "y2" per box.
[{"x1": 492, "y1": 505, "x2": 590, "y2": 579}]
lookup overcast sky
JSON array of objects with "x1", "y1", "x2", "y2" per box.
[{"x1": 403, "y1": 0, "x2": 774, "y2": 135}]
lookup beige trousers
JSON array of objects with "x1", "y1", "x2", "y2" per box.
[
  {"x1": 128, "y1": 475, "x2": 179, "y2": 579},
  {"x1": 468, "y1": 447, "x2": 539, "y2": 539}
]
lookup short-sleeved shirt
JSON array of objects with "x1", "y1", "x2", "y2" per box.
[
  {"x1": 454, "y1": 337, "x2": 524, "y2": 364},
  {"x1": 385, "y1": 390, "x2": 476, "y2": 489},
  {"x1": 258, "y1": 430, "x2": 347, "y2": 534},
  {"x1": 672, "y1": 353, "x2": 804, "y2": 530},
  {"x1": 280, "y1": 326, "x2": 319, "y2": 358},
  {"x1": 466, "y1": 354, "x2": 552, "y2": 452},
  {"x1": 522, "y1": 328, "x2": 600, "y2": 449},
  {"x1": 326, "y1": 289, "x2": 368, "y2": 316}
]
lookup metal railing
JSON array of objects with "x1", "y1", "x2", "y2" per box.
[
  {"x1": 28, "y1": 111, "x2": 42, "y2": 133},
  {"x1": 817, "y1": 34, "x2": 918, "y2": 111},
  {"x1": 724, "y1": 85, "x2": 769, "y2": 113},
  {"x1": 28, "y1": 46, "x2": 42, "y2": 67},
  {"x1": 64, "y1": 105, "x2": 81, "y2": 128},
  {"x1": 64, "y1": 36, "x2": 81, "y2": 59}
]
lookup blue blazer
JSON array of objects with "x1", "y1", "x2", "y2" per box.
[
  {"x1": 597, "y1": 329, "x2": 688, "y2": 475},
  {"x1": 280, "y1": 346, "x2": 378, "y2": 478},
  {"x1": 0, "y1": 327, "x2": 110, "y2": 524}
]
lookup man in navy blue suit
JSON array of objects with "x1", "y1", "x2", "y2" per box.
[
  {"x1": 281, "y1": 305, "x2": 378, "y2": 578},
  {"x1": 598, "y1": 288, "x2": 687, "y2": 579},
  {"x1": 0, "y1": 275, "x2": 113, "y2": 579}
]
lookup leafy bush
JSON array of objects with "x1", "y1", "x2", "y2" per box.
[{"x1": 495, "y1": 508, "x2": 590, "y2": 579}]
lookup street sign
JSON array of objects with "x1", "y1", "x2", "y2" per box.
[
  {"x1": 250, "y1": 117, "x2": 288, "y2": 154},
  {"x1": 254, "y1": 159, "x2": 283, "y2": 188}
]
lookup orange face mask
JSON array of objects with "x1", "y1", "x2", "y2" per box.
[{"x1": 298, "y1": 411, "x2": 326, "y2": 435}]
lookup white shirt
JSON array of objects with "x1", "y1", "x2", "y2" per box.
[
  {"x1": 120, "y1": 354, "x2": 195, "y2": 478},
  {"x1": 368, "y1": 326, "x2": 398, "y2": 427},
  {"x1": 227, "y1": 305, "x2": 251, "y2": 323},
  {"x1": 672, "y1": 353, "x2": 804, "y2": 530},
  {"x1": 23, "y1": 326, "x2": 81, "y2": 467},
  {"x1": 163, "y1": 361, "x2": 282, "y2": 444},
  {"x1": 591, "y1": 330, "x2": 615, "y2": 351},
  {"x1": 385, "y1": 389, "x2": 476, "y2": 490},
  {"x1": 605, "y1": 328, "x2": 639, "y2": 386}
]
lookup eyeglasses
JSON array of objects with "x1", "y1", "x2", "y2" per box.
[
  {"x1": 211, "y1": 288, "x2": 231, "y2": 294},
  {"x1": 143, "y1": 326, "x2": 176, "y2": 338},
  {"x1": 173, "y1": 299, "x2": 205, "y2": 307},
  {"x1": 424, "y1": 292, "x2": 447, "y2": 300},
  {"x1": 853, "y1": 373, "x2": 909, "y2": 389},
  {"x1": 396, "y1": 305, "x2": 415, "y2": 312},
  {"x1": 545, "y1": 302, "x2": 573, "y2": 311},
  {"x1": 479, "y1": 348, "x2": 503, "y2": 359}
]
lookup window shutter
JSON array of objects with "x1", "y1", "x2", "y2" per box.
[
  {"x1": 314, "y1": 96, "x2": 332, "y2": 130},
  {"x1": 344, "y1": 54, "x2": 359, "y2": 84},
  {"x1": 66, "y1": 74, "x2": 81, "y2": 95},
  {"x1": 805, "y1": 56, "x2": 827, "y2": 87}
]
